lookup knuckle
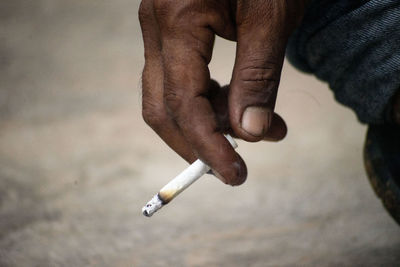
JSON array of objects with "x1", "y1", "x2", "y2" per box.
[
  {"x1": 153, "y1": 0, "x2": 200, "y2": 29},
  {"x1": 142, "y1": 98, "x2": 166, "y2": 130},
  {"x1": 153, "y1": 0, "x2": 174, "y2": 17},
  {"x1": 239, "y1": 65, "x2": 279, "y2": 83},
  {"x1": 153, "y1": 0, "x2": 167, "y2": 9},
  {"x1": 235, "y1": 54, "x2": 283, "y2": 98},
  {"x1": 231, "y1": 60, "x2": 282, "y2": 106},
  {"x1": 138, "y1": 0, "x2": 152, "y2": 25},
  {"x1": 238, "y1": 65, "x2": 280, "y2": 95},
  {"x1": 163, "y1": 88, "x2": 183, "y2": 116}
]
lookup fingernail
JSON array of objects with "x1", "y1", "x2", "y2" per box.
[{"x1": 241, "y1": 106, "x2": 271, "y2": 137}]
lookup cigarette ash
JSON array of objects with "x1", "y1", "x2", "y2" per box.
[
  {"x1": 141, "y1": 135, "x2": 237, "y2": 217},
  {"x1": 142, "y1": 194, "x2": 164, "y2": 217}
]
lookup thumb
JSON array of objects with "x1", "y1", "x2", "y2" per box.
[{"x1": 229, "y1": 1, "x2": 301, "y2": 142}]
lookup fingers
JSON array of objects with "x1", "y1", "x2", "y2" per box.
[
  {"x1": 140, "y1": 0, "x2": 297, "y2": 186},
  {"x1": 139, "y1": 0, "x2": 197, "y2": 163},
  {"x1": 229, "y1": 1, "x2": 302, "y2": 142},
  {"x1": 154, "y1": 0, "x2": 247, "y2": 185}
]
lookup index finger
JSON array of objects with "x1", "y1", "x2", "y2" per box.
[{"x1": 155, "y1": 2, "x2": 247, "y2": 186}]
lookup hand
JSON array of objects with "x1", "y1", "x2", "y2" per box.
[{"x1": 139, "y1": 0, "x2": 307, "y2": 185}]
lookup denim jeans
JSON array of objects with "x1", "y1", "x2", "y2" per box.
[{"x1": 286, "y1": 0, "x2": 400, "y2": 124}]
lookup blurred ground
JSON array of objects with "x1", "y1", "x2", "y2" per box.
[{"x1": 0, "y1": 1, "x2": 399, "y2": 266}]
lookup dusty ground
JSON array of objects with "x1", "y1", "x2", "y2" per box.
[{"x1": 1, "y1": 1, "x2": 399, "y2": 266}]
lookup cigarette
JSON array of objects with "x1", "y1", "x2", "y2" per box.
[{"x1": 142, "y1": 134, "x2": 238, "y2": 217}]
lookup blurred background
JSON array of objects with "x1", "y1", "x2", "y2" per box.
[{"x1": 1, "y1": 1, "x2": 399, "y2": 266}]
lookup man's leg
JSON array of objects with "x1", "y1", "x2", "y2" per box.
[
  {"x1": 287, "y1": 0, "x2": 400, "y2": 225},
  {"x1": 364, "y1": 90, "x2": 400, "y2": 224}
]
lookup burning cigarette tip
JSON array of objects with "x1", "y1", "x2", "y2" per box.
[{"x1": 141, "y1": 134, "x2": 237, "y2": 217}]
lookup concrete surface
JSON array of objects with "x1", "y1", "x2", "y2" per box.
[{"x1": 0, "y1": 1, "x2": 399, "y2": 266}]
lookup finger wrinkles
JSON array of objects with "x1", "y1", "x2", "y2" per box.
[
  {"x1": 153, "y1": 0, "x2": 228, "y2": 62},
  {"x1": 202, "y1": 0, "x2": 236, "y2": 40},
  {"x1": 163, "y1": 54, "x2": 210, "y2": 95},
  {"x1": 141, "y1": 63, "x2": 165, "y2": 130},
  {"x1": 238, "y1": 83, "x2": 277, "y2": 108},
  {"x1": 154, "y1": 0, "x2": 200, "y2": 29},
  {"x1": 163, "y1": 89, "x2": 214, "y2": 126},
  {"x1": 236, "y1": 0, "x2": 273, "y2": 27},
  {"x1": 139, "y1": 1, "x2": 162, "y2": 61},
  {"x1": 138, "y1": 0, "x2": 154, "y2": 25},
  {"x1": 239, "y1": 65, "x2": 279, "y2": 82},
  {"x1": 163, "y1": 89, "x2": 184, "y2": 120},
  {"x1": 234, "y1": 57, "x2": 282, "y2": 103},
  {"x1": 158, "y1": 23, "x2": 215, "y2": 64},
  {"x1": 162, "y1": 60, "x2": 205, "y2": 121},
  {"x1": 154, "y1": 0, "x2": 234, "y2": 39},
  {"x1": 142, "y1": 96, "x2": 167, "y2": 132},
  {"x1": 236, "y1": 0, "x2": 301, "y2": 38}
]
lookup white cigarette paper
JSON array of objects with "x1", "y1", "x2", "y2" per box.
[{"x1": 142, "y1": 134, "x2": 238, "y2": 217}]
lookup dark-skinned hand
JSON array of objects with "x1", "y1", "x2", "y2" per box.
[{"x1": 139, "y1": 0, "x2": 308, "y2": 186}]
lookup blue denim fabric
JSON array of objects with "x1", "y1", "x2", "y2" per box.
[{"x1": 286, "y1": 0, "x2": 400, "y2": 124}]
